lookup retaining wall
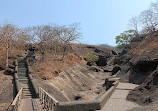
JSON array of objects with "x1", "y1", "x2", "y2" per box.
[
  {"x1": 26, "y1": 60, "x2": 39, "y2": 97},
  {"x1": 54, "y1": 81, "x2": 119, "y2": 111}
]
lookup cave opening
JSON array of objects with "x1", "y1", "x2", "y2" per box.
[{"x1": 133, "y1": 61, "x2": 158, "y2": 73}]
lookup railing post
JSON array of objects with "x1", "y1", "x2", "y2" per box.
[
  {"x1": 38, "y1": 87, "x2": 59, "y2": 111},
  {"x1": 11, "y1": 88, "x2": 23, "y2": 111}
]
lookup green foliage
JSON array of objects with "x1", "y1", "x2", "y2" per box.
[
  {"x1": 85, "y1": 53, "x2": 99, "y2": 65},
  {"x1": 115, "y1": 30, "x2": 136, "y2": 49}
]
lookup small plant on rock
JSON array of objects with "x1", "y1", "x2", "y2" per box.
[{"x1": 85, "y1": 53, "x2": 99, "y2": 66}]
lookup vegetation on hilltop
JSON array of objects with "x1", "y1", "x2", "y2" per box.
[
  {"x1": 116, "y1": 1, "x2": 158, "y2": 49},
  {"x1": 0, "y1": 23, "x2": 81, "y2": 70}
]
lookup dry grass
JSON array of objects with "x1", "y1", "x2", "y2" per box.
[
  {"x1": 0, "y1": 44, "x2": 25, "y2": 69},
  {"x1": 129, "y1": 34, "x2": 158, "y2": 55},
  {"x1": 31, "y1": 53, "x2": 87, "y2": 79},
  {"x1": 31, "y1": 43, "x2": 112, "y2": 79}
]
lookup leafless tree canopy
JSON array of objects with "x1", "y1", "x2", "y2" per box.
[
  {"x1": 128, "y1": 1, "x2": 158, "y2": 35},
  {"x1": 128, "y1": 17, "x2": 139, "y2": 35},
  {"x1": 0, "y1": 24, "x2": 18, "y2": 68},
  {"x1": 0, "y1": 23, "x2": 81, "y2": 68},
  {"x1": 139, "y1": 9, "x2": 158, "y2": 33}
]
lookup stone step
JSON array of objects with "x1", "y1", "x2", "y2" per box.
[
  {"x1": 18, "y1": 74, "x2": 27, "y2": 76},
  {"x1": 18, "y1": 72, "x2": 27, "y2": 74},
  {"x1": 18, "y1": 62, "x2": 25, "y2": 64},
  {"x1": 23, "y1": 86, "x2": 30, "y2": 89},
  {"x1": 18, "y1": 67, "x2": 27, "y2": 69},
  {"x1": 18, "y1": 75, "x2": 27, "y2": 78},
  {"x1": 23, "y1": 91, "x2": 33, "y2": 95},
  {"x1": 19, "y1": 76, "x2": 27, "y2": 78},
  {"x1": 18, "y1": 69, "x2": 27, "y2": 70},
  {"x1": 19, "y1": 79, "x2": 29, "y2": 84},
  {"x1": 23, "y1": 91, "x2": 32, "y2": 95},
  {"x1": 18, "y1": 72, "x2": 27, "y2": 75},
  {"x1": 18, "y1": 68, "x2": 27, "y2": 71},
  {"x1": 18, "y1": 62, "x2": 26, "y2": 64},
  {"x1": 18, "y1": 70, "x2": 27, "y2": 73},
  {"x1": 18, "y1": 76, "x2": 27, "y2": 78},
  {"x1": 18, "y1": 63, "x2": 26, "y2": 66},
  {"x1": 22, "y1": 95, "x2": 33, "y2": 99},
  {"x1": 20, "y1": 81, "x2": 29, "y2": 84},
  {"x1": 23, "y1": 87, "x2": 30, "y2": 91},
  {"x1": 18, "y1": 66, "x2": 26, "y2": 68}
]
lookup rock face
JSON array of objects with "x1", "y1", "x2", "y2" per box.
[
  {"x1": 96, "y1": 55, "x2": 108, "y2": 66},
  {"x1": 115, "y1": 31, "x2": 158, "y2": 84},
  {"x1": 115, "y1": 31, "x2": 158, "y2": 105},
  {"x1": 127, "y1": 68, "x2": 158, "y2": 105},
  {"x1": 35, "y1": 65, "x2": 111, "y2": 102},
  {"x1": 71, "y1": 44, "x2": 116, "y2": 66}
]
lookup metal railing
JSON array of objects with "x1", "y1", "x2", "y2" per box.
[
  {"x1": 39, "y1": 87, "x2": 59, "y2": 111},
  {"x1": 11, "y1": 88, "x2": 23, "y2": 111}
]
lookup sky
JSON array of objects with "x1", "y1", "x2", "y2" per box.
[{"x1": 0, "y1": 0, "x2": 157, "y2": 46}]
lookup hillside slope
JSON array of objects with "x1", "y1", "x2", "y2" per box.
[
  {"x1": 114, "y1": 31, "x2": 158, "y2": 110},
  {"x1": 31, "y1": 44, "x2": 116, "y2": 79}
]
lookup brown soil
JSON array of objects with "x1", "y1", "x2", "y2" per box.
[
  {"x1": 31, "y1": 44, "x2": 115, "y2": 80},
  {"x1": 0, "y1": 70, "x2": 13, "y2": 111},
  {"x1": 31, "y1": 53, "x2": 87, "y2": 79}
]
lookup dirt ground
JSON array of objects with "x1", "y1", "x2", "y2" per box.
[{"x1": 0, "y1": 70, "x2": 13, "y2": 111}]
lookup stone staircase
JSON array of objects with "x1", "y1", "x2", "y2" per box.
[{"x1": 18, "y1": 59, "x2": 35, "y2": 99}]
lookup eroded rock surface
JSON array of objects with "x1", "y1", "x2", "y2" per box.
[
  {"x1": 114, "y1": 31, "x2": 158, "y2": 108},
  {"x1": 35, "y1": 65, "x2": 111, "y2": 102}
]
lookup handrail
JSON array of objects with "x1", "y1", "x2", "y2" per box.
[
  {"x1": 39, "y1": 87, "x2": 59, "y2": 111},
  {"x1": 38, "y1": 81, "x2": 119, "y2": 111},
  {"x1": 11, "y1": 88, "x2": 23, "y2": 111},
  {"x1": 6, "y1": 102, "x2": 13, "y2": 111}
]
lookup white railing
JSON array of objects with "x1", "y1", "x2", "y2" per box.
[
  {"x1": 11, "y1": 88, "x2": 23, "y2": 111},
  {"x1": 39, "y1": 87, "x2": 59, "y2": 111}
]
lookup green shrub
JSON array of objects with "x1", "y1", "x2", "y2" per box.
[{"x1": 85, "y1": 53, "x2": 99, "y2": 65}]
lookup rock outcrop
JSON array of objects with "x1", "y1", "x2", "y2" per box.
[{"x1": 114, "y1": 31, "x2": 158, "y2": 105}]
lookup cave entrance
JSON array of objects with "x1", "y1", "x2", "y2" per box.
[{"x1": 133, "y1": 61, "x2": 158, "y2": 73}]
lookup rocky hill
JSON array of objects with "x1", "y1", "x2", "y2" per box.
[
  {"x1": 114, "y1": 31, "x2": 158, "y2": 110},
  {"x1": 31, "y1": 44, "x2": 117, "y2": 79}
]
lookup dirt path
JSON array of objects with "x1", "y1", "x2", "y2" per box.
[{"x1": 97, "y1": 82, "x2": 140, "y2": 111}]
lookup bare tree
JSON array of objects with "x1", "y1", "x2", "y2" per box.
[
  {"x1": 151, "y1": 1, "x2": 158, "y2": 14},
  {"x1": 128, "y1": 16, "x2": 139, "y2": 36},
  {"x1": 57, "y1": 23, "x2": 81, "y2": 60},
  {"x1": 22, "y1": 23, "x2": 81, "y2": 61},
  {"x1": 0, "y1": 24, "x2": 17, "y2": 68},
  {"x1": 139, "y1": 9, "x2": 158, "y2": 33},
  {"x1": 32, "y1": 25, "x2": 54, "y2": 61}
]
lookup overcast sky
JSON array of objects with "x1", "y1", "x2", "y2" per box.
[{"x1": 0, "y1": 0, "x2": 156, "y2": 46}]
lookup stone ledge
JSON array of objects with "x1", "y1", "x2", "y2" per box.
[{"x1": 54, "y1": 81, "x2": 119, "y2": 111}]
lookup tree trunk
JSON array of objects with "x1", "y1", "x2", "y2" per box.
[
  {"x1": 6, "y1": 44, "x2": 9, "y2": 68},
  {"x1": 61, "y1": 47, "x2": 66, "y2": 61},
  {"x1": 54, "y1": 44, "x2": 57, "y2": 59}
]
